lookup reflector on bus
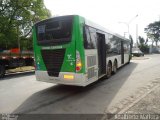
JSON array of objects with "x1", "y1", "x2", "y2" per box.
[{"x1": 64, "y1": 75, "x2": 74, "y2": 80}]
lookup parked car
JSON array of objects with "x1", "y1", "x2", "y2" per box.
[{"x1": 132, "y1": 50, "x2": 144, "y2": 57}]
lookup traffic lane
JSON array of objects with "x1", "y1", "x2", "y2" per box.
[
  {"x1": 0, "y1": 72, "x2": 53, "y2": 113},
  {"x1": 13, "y1": 62, "x2": 138, "y2": 114},
  {"x1": 13, "y1": 55, "x2": 160, "y2": 114}
]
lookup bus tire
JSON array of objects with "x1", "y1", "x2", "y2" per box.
[
  {"x1": 107, "y1": 62, "x2": 112, "y2": 78},
  {"x1": 127, "y1": 58, "x2": 131, "y2": 64},
  {"x1": 0, "y1": 64, "x2": 5, "y2": 78},
  {"x1": 113, "y1": 60, "x2": 117, "y2": 74},
  {"x1": 127, "y1": 55, "x2": 131, "y2": 64}
]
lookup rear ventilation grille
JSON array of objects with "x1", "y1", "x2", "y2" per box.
[
  {"x1": 41, "y1": 49, "x2": 66, "y2": 77},
  {"x1": 87, "y1": 55, "x2": 96, "y2": 67},
  {"x1": 88, "y1": 67, "x2": 95, "y2": 79}
]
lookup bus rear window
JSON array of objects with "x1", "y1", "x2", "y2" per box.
[{"x1": 36, "y1": 18, "x2": 73, "y2": 46}]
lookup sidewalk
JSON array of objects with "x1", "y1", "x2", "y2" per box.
[
  {"x1": 105, "y1": 85, "x2": 160, "y2": 120},
  {"x1": 125, "y1": 85, "x2": 160, "y2": 114}
]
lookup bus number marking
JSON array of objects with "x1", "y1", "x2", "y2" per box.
[{"x1": 67, "y1": 54, "x2": 75, "y2": 66}]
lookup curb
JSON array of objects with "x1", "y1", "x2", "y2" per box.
[{"x1": 118, "y1": 84, "x2": 160, "y2": 114}]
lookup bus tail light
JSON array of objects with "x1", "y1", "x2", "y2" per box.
[{"x1": 76, "y1": 51, "x2": 82, "y2": 72}]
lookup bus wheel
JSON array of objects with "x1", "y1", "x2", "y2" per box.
[
  {"x1": 113, "y1": 61, "x2": 117, "y2": 74},
  {"x1": 0, "y1": 65, "x2": 5, "y2": 78},
  {"x1": 107, "y1": 62, "x2": 112, "y2": 78}
]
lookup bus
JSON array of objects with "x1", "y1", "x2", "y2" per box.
[{"x1": 33, "y1": 15, "x2": 131, "y2": 86}]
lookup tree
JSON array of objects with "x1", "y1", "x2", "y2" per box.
[
  {"x1": 138, "y1": 36, "x2": 149, "y2": 53},
  {"x1": 129, "y1": 35, "x2": 133, "y2": 47},
  {"x1": 129, "y1": 35, "x2": 133, "y2": 52},
  {"x1": 145, "y1": 21, "x2": 160, "y2": 46},
  {"x1": 0, "y1": 0, "x2": 51, "y2": 50},
  {"x1": 138, "y1": 36, "x2": 145, "y2": 45},
  {"x1": 145, "y1": 38, "x2": 148, "y2": 45},
  {"x1": 129, "y1": 35, "x2": 134, "y2": 59}
]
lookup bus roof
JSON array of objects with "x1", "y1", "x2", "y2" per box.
[{"x1": 83, "y1": 16, "x2": 130, "y2": 41}]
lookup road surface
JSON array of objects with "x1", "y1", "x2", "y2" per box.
[{"x1": 0, "y1": 54, "x2": 160, "y2": 114}]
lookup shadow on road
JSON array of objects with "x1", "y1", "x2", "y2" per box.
[
  {"x1": 0, "y1": 71, "x2": 35, "y2": 81},
  {"x1": 13, "y1": 62, "x2": 138, "y2": 114}
]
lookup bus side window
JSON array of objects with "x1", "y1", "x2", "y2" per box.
[
  {"x1": 123, "y1": 42, "x2": 128, "y2": 54},
  {"x1": 83, "y1": 26, "x2": 97, "y2": 49},
  {"x1": 106, "y1": 35, "x2": 122, "y2": 55},
  {"x1": 124, "y1": 41, "x2": 130, "y2": 54},
  {"x1": 83, "y1": 26, "x2": 92, "y2": 49},
  {"x1": 88, "y1": 27, "x2": 97, "y2": 49}
]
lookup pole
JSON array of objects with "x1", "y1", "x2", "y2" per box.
[
  {"x1": 17, "y1": 25, "x2": 20, "y2": 52},
  {"x1": 118, "y1": 14, "x2": 138, "y2": 39},
  {"x1": 17, "y1": 25, "x2": 22, "y2": 70},
  {"x1": 136, "y1": 24, "x2": 138, "y2": 48}
]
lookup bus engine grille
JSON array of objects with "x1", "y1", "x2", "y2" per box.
[{"x1": 41, "y1": 49, "x2": 66, "y2": 77}]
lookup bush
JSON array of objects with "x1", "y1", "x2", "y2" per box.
[{"x1": 139, "y1": 44, "x2": 149, "y2": 54}]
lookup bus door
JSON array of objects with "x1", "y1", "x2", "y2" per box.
[
  {"x1": 97, "y1": 33, "x2": 106, "y2": 76},
  {"x1": 121, "y1": 41, "x2": 124, "y2": 64}
]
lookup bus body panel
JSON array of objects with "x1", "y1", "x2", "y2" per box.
[
  {"x1": 35, "y1": 71, "x2": 87, "y2": 86},
  {"x1": 34, "y1": 16, "x2": 76, "y2": 76},
  {"x1": 74, "y1": 16, "x2": 86, "y2": 74},
  {"x1": 84, "y1": 49, "x2": 99, "y2": 83},
  {"x1": 124, "y1": 54, "x2": 130, "y2": 64},
  {"x1": 33, "y1": 26, "x2": 47, "y2": 71}
]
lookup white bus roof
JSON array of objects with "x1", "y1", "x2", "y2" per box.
[{"x1": 84, "y1": 17, "x2": 129, "y2": 41}]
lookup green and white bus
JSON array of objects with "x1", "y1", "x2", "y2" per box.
[{"x1": 33, "y1": 15, "x2": 131, "y2": 86}]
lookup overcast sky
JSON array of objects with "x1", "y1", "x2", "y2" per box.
[{"x1": 44, "y1": 0, "x2": 160, "y2": 43}]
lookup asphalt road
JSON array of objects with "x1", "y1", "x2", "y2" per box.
[{"x1": 0, "y1": 54, "x2": 160, "y2": 114}]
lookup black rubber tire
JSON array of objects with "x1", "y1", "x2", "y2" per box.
[
  {"x1": 127, "y1": 57, "x2": 131, "y2": 64},
  {"x1": 0, "y1": 64, "x2": 5, "y2": 78},
  {"x1": 107, "y1": 62, "x2": 112, "y2": 78},
  {"x1": 112, "y1": 61, "x2": 117, "y2": 74}
]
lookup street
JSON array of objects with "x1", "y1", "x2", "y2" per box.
[{"x1": 0, "y1": 54, "x2": 160, "y2": 114}]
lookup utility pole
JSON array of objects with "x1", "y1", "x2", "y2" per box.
[
  {"x1": 118, "y1": 14, "x2": 138, "y2": 39},
  {"x1": 136, "y1": 24, "x2": 138, "y2": 48}
]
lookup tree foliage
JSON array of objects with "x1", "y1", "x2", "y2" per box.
[
  {"x1": 129, "y1": 35, "x2": 133, "y2": 53},
  {"x1": 145, "y1": 21, "x2": 160, "y2": 46},
  {"x1": 129, "y1": 35, "x2": 133, "y2": 47},
  {"x1": 138, "y1": 36, "x2": 149, "y2": 53},
  {"x1": 0, "y1": 0, "x2": 51, "y2": 50},
  {"x1": 138, "y1": 36, "x2": 145, "y2": 45}
]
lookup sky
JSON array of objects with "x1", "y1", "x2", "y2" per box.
[{"x1": 44, "y1": 0, "x2": 160, "y2": 43}]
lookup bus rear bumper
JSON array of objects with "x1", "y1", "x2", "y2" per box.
[{"x1": 35, "y1": 71, "x2": 88, "y2": 86}]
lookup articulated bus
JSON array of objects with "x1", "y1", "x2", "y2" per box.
[{"x1": 33, "y1": 15, "x2": 131, "y2": 86}]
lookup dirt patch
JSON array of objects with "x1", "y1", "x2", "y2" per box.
[{"x1": 7, "y1": 66, "x2": 35, "y2": 73}]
